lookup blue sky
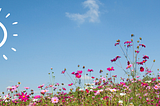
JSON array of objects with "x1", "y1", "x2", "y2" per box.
[{"x1": 0, "y1": 0, "x2": 160, "y2": 95}]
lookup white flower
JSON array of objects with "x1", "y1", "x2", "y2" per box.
[
  {"x1": 118, "y1": 100, "x2": 123, "y2": 104},
  {"x1": 145, "y1": 80, "x2": 151, "y2": 83},
  {"x1": 120, "y1": 93, "x2": 126, "y2": 96},
  {"x1": 109, "y1": 88, "x2": 116, "y2": 92}
]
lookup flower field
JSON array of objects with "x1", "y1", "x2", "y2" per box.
[{"x1": 0, "y1": 35, "x2": 160, "y2": 106}]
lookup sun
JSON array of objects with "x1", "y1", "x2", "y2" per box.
[{"x1": 0, "y1": 8, "x2": 18, "y2": 60}]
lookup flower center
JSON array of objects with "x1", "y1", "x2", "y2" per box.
[{"x1": 23, "y1": 96, "x2": 25, "y2": 98}]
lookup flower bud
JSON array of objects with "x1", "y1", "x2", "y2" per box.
[
  {"x1": 116, "y1": 39, "x2": 120, "y2": 42},
  {"x1": 83, "y1": 66, "x2": 85, "y2": 69},
  {"x1": 153, "y1": 60, "x2": 155, "y2": 62},
  {"x1": 137, "y1": 40, "x2": 139, "y2": 43},
  {"x1": 131, "y1": 39, "x2": 133, "y2": 42},
  {"x1": 78, "y1": 65, "x2": 80, "y2": 67},
  {"x1": 18, "y1": 82, "x2": 21, "y2": 85},
  {"x1": 139, "y1": 37, "x2": 142, "y2": 40},
  {"x1": 131, "y1": 34, "x2": 134, "y2": 37},
  {"x1": 137, "y1": 46, "x2": 139, "y2": 49}
]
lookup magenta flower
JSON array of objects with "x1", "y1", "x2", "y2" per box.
[
  {"x1": 61, "y1": 70, "x2": 65, "y2": 74},
  {"x1": 38, "y1": 84, "x2": 44, "y2": 88},
  {"x1": 107, "y1": 67, "x2": 114, "y2": 71},
  {"x1": 127, "y1": 44, "x2": 132, "y2": 47},
  {"x1": 24, "y1": 87, "x2": 30, "y2": 90},
  {"x1": 71, "y1": 72, "x2": 75, "y2": 75},
  {"x1": 76, "y1": 74, "x2": 81, "y2": 78},
  {"x1": 124, "y1": 41, "x2": 132, "y2": 44},
  {"x1": 77, "y1": 70, "x2": 82, "y2": 74},
  {"x1": 135, "y1": 50, "x2": 139, "y2": 53},
  {"x1": 12, "y1": 98, "x2": 19, "y2": 104},
  {"x1": 111, "y1": 56, "x2": 121, "y2": 62},
  {"x1": 88, "y1": 69, "x2": 93, "y2": 72},
  {"x1": 140, "y1": 67, "x2": 144, "y2": 72},
  {"x1": 34, "y1": 95, "x2": 41, "y2": 99},
  {"x1": 139, "y1": 44, "x2": 146, "y2": 48},
  {"x1": 126, "y1": 64, "x2": 132, "y2": 69},
  {"x1": 18, "y1": 92, "x2": 30, "y2": 102},
  {"x1": 143, "y1": 55, "x2": 149, "y2": 59},
  {"x1": 115, "y1": 42, "x2": 119, "y2": 46},
  {"x1": 62, "y1": 87, "x2": 66, "y2": 90},
  {"x1": 68, "y1": 83, "x2": 73, "y2": 86},
  {"x1": 51, "y1": 97, "x2": 59, "y2": 103}
]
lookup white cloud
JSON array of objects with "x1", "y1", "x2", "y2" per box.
[
  {"x1": 66, "y1": 0, "x2": 100, "y2": 24},
  {"x1": 81, "y1": 75, "x2": 92, "y2": 80}
]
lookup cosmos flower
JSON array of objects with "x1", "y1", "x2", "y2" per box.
[
  {"x1": 111, "y1": 56, "x2": 121, "y2": 62},
  {"x1": 126, "y1": 64, "x2": 132, "y2": 69},
  {"x1": 41, "y1": 90, "x2": 49, "y2": 95},
  {"x1": 38, "y1": 84, "x2": 44, "y2": 88},
  {"x1": 139, "y1": 44, "x2": 146, "y2": 48},
  {"x1": 140, "y1": 67, "x2": 144, "y2": 72},
  {"x1": 75, "y1": 74, "x2": 81, "y2": 78},
  {"x1": 127, "y1": 44, "x2": 132, "y2": 47},
  {"x1": 61, "y1": 70, "x2": 65, "y2": 74},
  {"x1": 124, "y1": 41, "x2": 132, "y2": 44},
  {"x1": 115, "y1": 42, "x2": 119, "y2": 46},
  {"x1": 135, "y1": 50, "x2": 139, "y2": 53},
  {"x1": 51, "y1": 97, "x2": 59, "y2": 103},
  {"x1": 68, "y1": 83, "x2": 73, "y2": 86},
  {"x1": 24, "y1": 87, "x2": 30, "y2": 90},
  {"x1": 91, "y1": 76, "x2": 95, "y2": 79},
  {"x1": 143, "y1": 55, "x2": 149, "y2": 59},
  {"x1": 71, "y1": 72, "x2": 75, "y2": 75},
  {"x1": 18, "y1": 92, "x2": 30, "y2": 102},
  {"x1": 34, "y1": 95, "x2": 41, "y2": 99},
  {"x1": 62, "y1": 87, "x2": 66, "y2": 91},
  {"x1": 107, "y1": 67, "x2": 114, "y2": 71},
  {"x1": 88, "y1": 69, "x2": 93, "y2": 72},
  {"x1": 77, "y1": 70, "x2": 82, "y2": 74}
]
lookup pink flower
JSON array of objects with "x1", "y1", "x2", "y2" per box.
[
  {"x1": 126, "y1": 64, "x2": 132, "y2": 69},
  {"x1": 136, "y1": 76, "x2": 140, "y2": 78},
  {"x1": 38, "y1": 84, "x2": 44, "y2": 88},
  {"x1": 124, "y1": 41, "x2": 132, "y2": 44},
  {"x1": 120, "y1": 82, "x2": 126, "y2": 85},
  {"x1": 18, "y1": 92, "x2": 30, "y2": 102},
  {"x1": 34, "y1": 95, "x2": 41, "y2": 99},
  {"x1": 115, "y1": 42, "x2": 119, "y2": 46},
  {"x1": 71, "y1": 72, "x2": 75, "y2": 75},
  {"x1": 140, "y1": 67, "x2": 144, "y2": 72},
  {"x1": 143, "y1": 55, "x2": 149, "y2": 59},
  {"x1": 24, "y1": 87, "x2": 30, "y2": 90},
  {"x1": 77, "y1": 70, "x2": 82, "y2": 74},
  {"x1": 139, "y1": 44, "x2": 146, "y2": 48},
  {"x1": 62, "y1": 87, "x2": 66, "y2": 90},
  {"x1": 41, "y1": 90, "x2": 49, "y2": 95},
  {"x1": 100, "y1": 77, "x2": 106, "y2": 81},
  {"x1": 61, "y1": 70, "x2": 65, "y2": 74},
  {"x1": 12, "y1": 98, "x2": 19, "y2": 104},
  {"x1": 152, "y1": 78, "x2": 156, "y2": 81},
  {"x1": 135, "y1": 50, "x2": 139, "y2": 53},
  {"x1": 111, "y1": 56, "x2": 121, "y2": 62},
  {"x1": 127, "y1": 44, "x2": 132, "y2": 47},
  {"x1": 107, "y1": 67, "x2": 114, "y2": 71},
  {"x1": 76, "y1": 74, "x2": 81, "y2": 78},
  {"x1": 154, "y1": 85, "x2": 159, "y2": 90},
  {"x1": 68, "y1": 83, "x2": 73, "y2": 86},
  {"x1": 91, "y1": 76, "x2": 95, "y2": 79},
  {"x1": 51, "y1": 97, "x2": 59, "y2": 103},
  {"x1": 88, "y1": 69, "x2": 93, "y2": 72}
]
